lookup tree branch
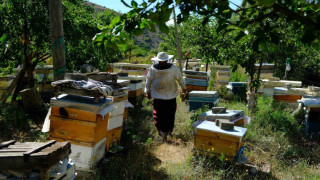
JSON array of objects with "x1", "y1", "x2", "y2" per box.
[{"x1": 273, "y1": 3, "x2": 320, "y2": 30}]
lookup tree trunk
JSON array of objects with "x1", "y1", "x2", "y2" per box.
[
  {"x1": 247, "y1": 56, "x2": 264, "y2": 113},
  {"x1": 172, "y1": 5, "x2": 183, "y2": 72},
  {"x1": 49, "y1": 0, "x2": 66, "y2": 81}
]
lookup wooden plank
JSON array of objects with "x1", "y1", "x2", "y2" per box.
[
  {"x1": 194, "y1": 134, "x2": 239, "y2": 157},
  {"x1": 185, "y1": 75, "x2": 208, "y2": 80},
  {"x1": 24, "y1": 140, "x2": 56, "y2": 157},
  {"x1": 186, "y1": 84, "x2": 207, "y2": 91},
  {"x1": 273, "y1": 94, "x2": 302, "y2": 102},
  {"x1": 51, "y1": 106, "x2": 100, "y2": 122},
  {"x1": 50, "y1": 136, "x2": 95, "y2": 147},
  {"x1": 108, "y1": 94, "x2": 128, "y2": 102},
  {"x1": 0, "y1": 140, "x2": 16, "y2": 149},
  {"x1": 196, "y1": 129, "x2": 242, "y2": 143},
  {"x1": 0, "y1": 142, "x2": 70, "y2": 169}
]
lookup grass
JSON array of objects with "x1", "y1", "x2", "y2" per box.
[
  {"x1": 2, "y1": 94, "x2": 320, "y2": 179},
  {"x1": 0, "y1": 102, "x2": 48, "y2": 142}
]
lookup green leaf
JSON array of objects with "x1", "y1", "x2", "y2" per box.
[
  {"x1": 223, "y1": 9, "x2": 231, "y2": 14},
  {"x1": 257, "y1": 0, "x2": 276, "y2": 7},
  {"x1": 131, "y1": 1, "x2": 138, "y2": 9},
  {"x1": 141, "y1": 2, "x2": 147, "y2": 8},
  {"x1": 121, "y1": 0, "x2": 132, "y2": 8},
  {"x1": 110, "y1": 16, "x2": 121, "y2": 27},
  {"x1": 0, "y1": 35, "x2": 7, "y2": 43},
  {"x1": 92, "y1": 32, "x2": 104, "y2": 42},
  {"x1": 259, "y1": 41, "x2": 268, "y2": 52}
]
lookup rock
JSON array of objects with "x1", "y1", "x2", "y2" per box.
[{"x1": 212, "y1": 107, "x2": 227, "y2": 114}]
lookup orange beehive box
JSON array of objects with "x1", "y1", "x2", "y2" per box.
[
  {"x1": 186, "y1": 84, "x2": 207, "y2": 91},
  {"x1": 49, "y1": 107, "x2": 110, "y2": 146},
  {"x1": 273, "y1": 94, "x2": 302, "y2": 103},
  {"x1": 51, "y1": 106, "x2": 106, "y2": 122},
  {"x1": 106, "y1": 126, "x2": 122, "y2": 152}
]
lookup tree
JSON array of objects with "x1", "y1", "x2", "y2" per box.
[
  {"x1": 0, "y1": 0, "x2": 121, "y2": 102},
  {"x1": 94, "y1": 0, "x2": 320, "y2": 112}
]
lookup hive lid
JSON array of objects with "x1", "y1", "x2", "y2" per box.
[
  {"x1": 298, "y1": 97, "x2": 320, "y2": 107},
  {"x1": 51, "y1": 94, "x2": 112, "y2": 113},
  {"x1": 196, "y1": 121, "x2": 247, "y2": 137},
  {"x1": 189, "y1": 91, "x2": 218, "y2": 98}
]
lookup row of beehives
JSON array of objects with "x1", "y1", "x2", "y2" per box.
[{"x1": 193, "y1": 106, "x2": 250, "y2": 161}]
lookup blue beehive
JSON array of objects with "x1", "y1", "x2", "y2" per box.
[
  {"x1": 188, "y1": 91, "x2": 219, "y2": 111},
  {"x1": 227, "y1": 82, "x2": 247, "y2": 100},
  {"x1": 298, "y1": 97, "x2": 320, "y2": 135}
]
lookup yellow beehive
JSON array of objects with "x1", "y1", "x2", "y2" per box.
[{"x1": 194, "y1": 121, "x2": 247, "y2": 157}]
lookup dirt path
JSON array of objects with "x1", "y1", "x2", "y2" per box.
[{"x1": 153, "y1": 140, "x2": 192, "y2": 165}]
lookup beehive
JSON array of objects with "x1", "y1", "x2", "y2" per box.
[{"x1": 194, "y1": 121, "x2": 247, "y2": 157}]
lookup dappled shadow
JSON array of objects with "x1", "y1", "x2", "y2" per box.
[
  {"x1": 190, "y1": 151, "x2": 278, "y2": 180},
  {"x1": 93, "y1": 102, "x2": 169, "y2": 180}
]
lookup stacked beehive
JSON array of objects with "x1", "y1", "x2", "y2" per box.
[
  {"x1": 184, "y1": 70, "x2": 209, "y2": 91},
  {"x1": 49, "y1": 94, "x2": 114, "y2": 170},
  {"x1": 118, "y1": 75, "x2": 145, "y2": 106},
  {"x1": 194, "y1": 107, "x2": 249, "y2": 159},
  {"x1": 273, "y1": 86, "x2": 320, "y2": 109},
  {"x1": 254, "y1": 63, "x2": 274, "y2": 79},
  {"x1": 194, "y1": 120, "x2": 247, "y2": 159},
  {"x1": 188, "y1": 91, "x2": 219, "y2": 111},
  {"x1": 214, "y1": 65, "x2": 230, "y2": 88},
  {"x1": 106, "y1": 79, "x2": 130, "y2": 152},
  {"x1": 298, "y1": 97, "x2": 320, "y2": 134},
  {"x1": 259, "y1": 79, "x2": 302, "y2": 96},
  {"x1": 226, "y1": 82, "x2": 248, "y2": 101}
]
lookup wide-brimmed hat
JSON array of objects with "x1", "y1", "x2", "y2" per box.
[{"x1": 151, "y1": 52, "x2": 174, "y2": 61}]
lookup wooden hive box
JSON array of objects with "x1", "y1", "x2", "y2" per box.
[
  {"x1": 108, "y1": 93, "x2": 128, "y2": 103},
  {"x1": 185, "y1": 74, "x2": 208, "y2": 80},
  {"x1": 50, "y1": 106, "x2": 113, "y2": 147},
  {"x1": 67, "y1": 137, "x2": 106, "y2": 170},
  {"x1": 273, "y1": 94, "x2": 302, "y2": 103},
  {"x1": 186, "y1": 84, "x2": 207, "y2": 91},
  {"x1": 195, "y1": 121, "x2": 247, "y2": 157},
  {"x1": 129, "y1": 82, "x2": 143, "y2": 90},
  {"x1": 128, "y1": 88, "x2": 143, "y2": 97},
  {"x1": 108, "y1": 115, "x2": 124, "y2": 131},
  {"x1": 185, "y1": 78, "x2": 208, "y2": 87},
  {"x1": 106, "y1": 126, "x2": 123, "y2": 152}
]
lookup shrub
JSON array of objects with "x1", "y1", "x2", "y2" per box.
[{"x1": 230, "y1": 66, "x2": 248, "y2": 82}]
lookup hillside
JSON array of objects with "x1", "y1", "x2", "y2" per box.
[
  {"x1": 84, "y1": 1, "x2": 162, "y2": 50},
  {"x1": 84, "y1": 1, "x2": 116, "y2": 13}
]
